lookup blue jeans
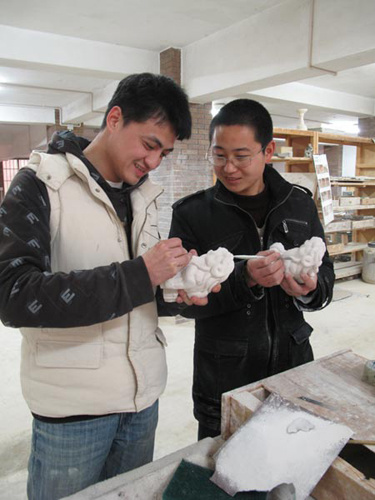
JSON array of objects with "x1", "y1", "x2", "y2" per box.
[{"x1": 27, "y1": 401, "x2": 158, "y2": 500}]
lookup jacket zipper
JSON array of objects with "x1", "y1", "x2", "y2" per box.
[
  {"x1": 216, "y1": 185, "x2": 295, "y2": 374},
  {"x1": 264, "y1": 188, "x2": 295, "y2": 372},
  {"x1": 215, "y1": 196, "x2": 273, "y2": 365},
  {"x1": 133, "y1": 189, "x2": 164, "y2": 254}
]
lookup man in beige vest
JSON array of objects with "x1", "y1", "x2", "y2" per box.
[{"x1": 0, "y1": 73, "x2": 199, "y2": 499}]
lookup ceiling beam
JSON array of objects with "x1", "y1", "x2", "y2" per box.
[
  {"x1": 0, "y1": 105, "x2": 55, "y2": 125},
  {"x1": 247, "y1": 83, "x2": 375, "y2": 117},
  {"x1": 0, "y1": 24, "x2": 159, "y2": 79},
  {"x1": 183, "y1": 0, "x2": 375, "y2": 103}
]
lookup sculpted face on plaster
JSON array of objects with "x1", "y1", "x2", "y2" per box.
[
  {"x1": 270, "y1": 236, "x2": 326, "y2": 282},
  {"x1": 161, "y1": 247, "x2": 234, "y2": 303}
]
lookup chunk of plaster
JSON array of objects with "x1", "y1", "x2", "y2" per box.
[
  {"x1": 287, "y1": 417, "x2": 315, "y2": 434},
  {"x1": 161, "y1": 247, "x2": 234, "y2": 302},
  {"x1": 270, "y1": 236, "x2": 326, "y2": 282}
]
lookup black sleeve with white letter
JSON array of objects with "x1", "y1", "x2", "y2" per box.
[{"x1": 0, "y1": 169, "x2": 154, "y2": 328}]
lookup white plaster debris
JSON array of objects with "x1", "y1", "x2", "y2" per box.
[
  {"x1": 270, "y1": 236, "x2": 326, "y2": 283},
  {"x1": 161, "y1": 247, "x2": 234, "y2": 302},
  {"x1": 211, "y1": 393, "x2": 353, "y2": 500},
  {"x1": 287, "y1": 417, "x2": 315, "y2": 434}
]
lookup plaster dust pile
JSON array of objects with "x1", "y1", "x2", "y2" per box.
[
  {"x1": 161, "y1": 247, "x2": 234, "y2": 302},
  {"x1": 211, "y1": 393, "x2": 353, "y2": 500}
]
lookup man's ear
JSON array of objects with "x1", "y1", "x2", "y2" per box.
[
  {"x1": 264, "y1": 140, "x2": 276, "y2": 162},
  {"x1": 106, "y1": 106, "x2": 122, "y2": 132}
]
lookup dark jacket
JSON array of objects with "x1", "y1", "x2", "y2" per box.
[{"x1": 169, "y1": 165, "x2": 334, "y2": 430}]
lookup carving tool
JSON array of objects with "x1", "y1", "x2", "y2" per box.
[
  {"x1": 298, "y1": 396, "x2": 335, "y2": 411},
  {"x1": 234, "y1": 254, "x2": 292, "y2": 260}
]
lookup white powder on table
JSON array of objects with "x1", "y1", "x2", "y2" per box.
[{"x1": 211, "y1": 393, "x2": 353, "y2": 499}]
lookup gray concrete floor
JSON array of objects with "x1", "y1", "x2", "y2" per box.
[{"x1": 0, "y1": 278, "x2": 374, "y2": 499}]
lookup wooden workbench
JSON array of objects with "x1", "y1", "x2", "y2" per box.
[{"x1": 221, "y1": 350, "x2": 375, "y2": 499}]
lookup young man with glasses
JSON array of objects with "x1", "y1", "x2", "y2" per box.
[{"x1": 169, "y1": 99, "x2": 334, "y2": 440}]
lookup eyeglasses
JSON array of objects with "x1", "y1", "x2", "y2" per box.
[{"x1": 206, "y1": 147, "x2": 265, "y2": 169}]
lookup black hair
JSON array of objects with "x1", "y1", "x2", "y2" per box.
[
  {"x1": 209, "y1": 99, "x2": 273, "y2": 148},
  {"x1": 102, "y1": 73, "x2": 192, "y2": 140}
]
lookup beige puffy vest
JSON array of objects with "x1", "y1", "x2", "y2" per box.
[{"x1": 20, "y1": 151, "x2": 167, "y2": 418}]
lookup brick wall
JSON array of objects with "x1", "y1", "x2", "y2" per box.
[
  {"x1": 152, "y1": 48, "x2": 213, "y2": 238},
  {"x1": 150, "y1": 103, "x2": 213, "y2": 238},
  {"x1": 160, "y1": 48, "x2": 181, "y2": 85},
  {"x1": 359, "y1": 117, "x2": 375, "y2": 138}
]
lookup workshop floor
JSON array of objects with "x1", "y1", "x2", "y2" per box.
[{"x1": 0, "y1": 278, "x2": 374, "y2": 499}]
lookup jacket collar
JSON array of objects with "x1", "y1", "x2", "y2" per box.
[{"x1": 214, "y1": 164, "x2": 293, "y2": 207}]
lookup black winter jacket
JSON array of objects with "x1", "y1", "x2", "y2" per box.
[{"x1": 169, "y1": 165, "x2": 334, "y2": 430}]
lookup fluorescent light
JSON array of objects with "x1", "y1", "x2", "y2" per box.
[{"x1": 211, "y1": 102, "x2": 224, "y2": 117}]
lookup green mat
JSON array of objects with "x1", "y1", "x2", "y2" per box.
[{"x1": 162, "y1": 459, "x2": 267, "y2": 500}]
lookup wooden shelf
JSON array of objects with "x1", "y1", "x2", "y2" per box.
[
  {"x1": 271, "y1": 156, "x2": 311, "y2": 163},
  {"x1": 269, "y1": 128, "x2": 375, "y2": 281},
  {"x1": 330, "y1": 243, "x2": 367, "y2": 256},
  {"x1": 334, "y1": 261, "x2": 362, "y2": 280},
  {"x1": 331, "y1": 181, "x2": 375, "y2": 187},
  {"x1": 334, "y1": 205, "x2": 375, "y2": 211},
  {"x1": 357, "y1": 163, "x2": 375, "y2": 170}
]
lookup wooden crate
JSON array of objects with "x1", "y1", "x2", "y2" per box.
[
  {"x1": 327, "y1": 242, "x2": 344, "y2": 254},
  {"x1": 221, "y1": 351, "x2": 375, "y2": 499},
  {"x1": 340, "y1": 197, "x2": 362, "y2": 206},
  {"x1": 325, "y1": 220, "x2": 352, "y2": 233},
  {"x1": 352, "y1": 218, "x2": 375, "y2": 229},
  {"x1": 361, "y1": 197, "x2": 375, "y2": 205}
]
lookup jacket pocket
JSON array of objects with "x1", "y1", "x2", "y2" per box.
[
  {"x1": 36, "y1": 324, "x2": 103, "y2": 368},
  {"x1": 288, "y1": 322, "x2": 313, "y2": 368},
  {"x1": 36, "y1": 340, "x2": 103, "y2": 369},
  {"x1": 275, "y1": 219, "x2": 310, "y2": 248},
  {"x1": 194, "y1": 336, "x2": 248, "y2": 402},
  {"x1": 290, "y1": 322, "x2": 313, "y2": 344}
]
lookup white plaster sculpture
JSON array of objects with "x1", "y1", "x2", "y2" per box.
[
  {"x1": 161, "y1": 247, "x2": 234, "y2": 303},
  {"x1": 297, "y1": 108, "x2": 308, "y2": 130},
  {"x1": 270, "y1": 236, "x2": 326, "y2": 283}
]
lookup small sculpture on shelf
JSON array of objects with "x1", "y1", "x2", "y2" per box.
[
  {"x1": 297, "y1": 108, "x2": 308, "y2": 130},
  {"x1": 270, "y1": 236, "x2": 326, "y2": 283},
  {"x1": 304, "y1": 143, "x2": 313, "y2": 158},
  {"x1": 161, "y1": 247, "x2": 234, "y2": 302}
]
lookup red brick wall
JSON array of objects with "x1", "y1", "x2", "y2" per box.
[
  {"x1": 160, "y1": 48, "x2": 181, "y2": 85},
  {"x1": 150, "y1": 102, "x2": 213, "y2": 238},
  {"x1": 151, "y1": 49, "x2": 213, "y2": 238}
]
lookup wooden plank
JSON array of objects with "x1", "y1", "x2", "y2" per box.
[
  {"x1": 312, "y1": 456, "x2": 375, "y2": 500},
  {"x1": 317, "y1": 133, "x2": 373, "y2": 146},
  {"x1": 330, "y1": 243, "x2": 367, "y2": 256},
  {"x1": 334, "y1": 205, "x2": 375, "y2": 211},
  {"x1": 271, "y1": 156, "x2": 311, "y2": 163},
  {"x1": 334, "y1": 263, "x2": 362, "y2": 280},
  {"x1": 273, "y1": 127, "x2": 315, "y2": 138},
  {"x1": 222, "y1": 351, "x2": 375, "y2": 442}
]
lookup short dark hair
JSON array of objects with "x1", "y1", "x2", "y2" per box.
[
  {"x1": 102, "y1": 73, "x2": 192, "y2": 140},
  {"x1": 209, "y1": 99, "x2": 273, "y2": 148}
]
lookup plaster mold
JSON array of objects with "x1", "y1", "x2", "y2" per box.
[
  {"x1": 161, "y1": 247, "x2": 234, "y2": 303},
  {"x1": 270, "y1": 236, "x2": 326, "y2": 282}
]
